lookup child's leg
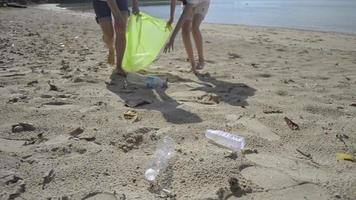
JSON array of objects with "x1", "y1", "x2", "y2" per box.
[
  {"x1": 98, "y1": 19, "x2": 115, "y2": 65},
  {"x1": 93, "y1": 0, "x2": 115, "y2": 65},
  {"x1": 181, "y1": 20, "x2": 196, "y2": 72},
  {"x1": 114, "y1": 11, "x2": 128, "y2": 76},
  {"x1": 192, "y1": 14, "x2": 204, "y2": 69}
]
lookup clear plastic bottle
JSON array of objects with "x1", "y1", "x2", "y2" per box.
[
  {"x1": 126, "y1": 73, "x2": 167, "y2": 89},
  {"x1": 205, "y1": 130, "x2": 245, "y2": 151},
  {"x1": 145, "y1": 136, "x2": 175, "y2": 182}
]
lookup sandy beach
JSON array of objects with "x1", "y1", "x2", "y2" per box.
[{"x1": 0, "y1": 6, "x2": 356, "y2": 200}]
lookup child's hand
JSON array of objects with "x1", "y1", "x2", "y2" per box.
[
  {"x1": 164, "y1": 40, "x2": 174, "y2": 53},
  {"x1": 132, "y1": 5, "x2": 140, "y2": 15},
  {"x1": 166, "y1": 18, "x2": 173, "y2": 28}
]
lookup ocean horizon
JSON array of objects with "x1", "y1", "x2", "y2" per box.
[{"x1": 36, "y1": 0, "x2": 356, "y2": 34}]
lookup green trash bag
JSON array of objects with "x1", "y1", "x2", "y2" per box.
[{"x1": 123, "y1": 12, "x2": 171, "y2": 72}]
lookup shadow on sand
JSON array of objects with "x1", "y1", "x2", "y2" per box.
[
  {"x1": 106, "y1": 72, "x2": 202, "y2": 124},
  {"x1": 193, "y1": 72, "x2": 256, "y2": 107},
  {"x1": 106, "y1": 72, "x2": 256, "y2": 124}
]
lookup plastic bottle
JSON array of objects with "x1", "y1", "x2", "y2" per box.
[
  {"x1": 145, "y1": 136, "x2": 175, "y2": 182},
  {"x1": 126, "y1": 73, "x2": 167, "y2": 89},
  {"x1": 205, "y1": 130, "x2": 245, "y2": 151}
]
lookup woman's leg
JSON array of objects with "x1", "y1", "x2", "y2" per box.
[
  {"x1": 97, "y1": 19, "x2": 115, "y2": 65},
  {"x1": 181, "y1": 20, "x2": 196, "y2": 72},
  {"x1": 114, "y1": 11, "x2": 128, "y2": 76},
  {"x1": 192, "y1": 14, "x2": 205, "y2": 69}
]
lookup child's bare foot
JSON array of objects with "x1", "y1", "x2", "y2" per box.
[
  {"x1": 177, "y1": 68, "x2": 190, "y2": 73},
  {"x1": 115, "y1": 67, "x2": 126, "y2": 77},
  {"x1": 190, "y1": 66, "x2": 199, "y2": 75},
  {"x1": 107, "y1": 49, "x2": 115, "y2": 65},
  {"x1": 196, "y1": 60, "x2": 205, "y2": 70}
]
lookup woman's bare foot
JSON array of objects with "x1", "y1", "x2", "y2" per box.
[{"x1": 107, "y1": 48, "x2": 115, "y2": 65}]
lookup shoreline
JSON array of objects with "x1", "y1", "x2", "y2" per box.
[
  {"x1": 1, "y1": 6, "x2": 355, "y2": 200},
  {"x1": 32, "y1": 3, "x2": 356, "y2": 36}
]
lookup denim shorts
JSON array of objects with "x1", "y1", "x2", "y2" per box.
[{"x1": 93, "y1": 0, "x2": 129, "y2": 22}]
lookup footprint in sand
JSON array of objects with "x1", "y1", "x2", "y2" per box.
[
  {"x1": 0, "y1": 138, "x2": 30, "y2": 153},
  {"x1": 241, "y1": 166, "x2": 297, "y2": 190},
  {"x1": 238, "y1": 118, "x2": 280, "y2": 141},
  {"x1": 245, "y1": 154, "x2": 328, "y2": 183},
  {"x1": 250, "y1": 183, "x2": 329, "y2": 200}
]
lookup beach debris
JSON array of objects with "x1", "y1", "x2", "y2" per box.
[
  {"x1": 334, "y1": 193, "x2": 342, "y2": 199},
  {"x1": 250, "y1": 63, "x2": 259, "y2": 68},
  {"x1": 145, "y1": 136, "x2": 175, "y2": 182},
  {"x1": 123, "y1": 110, "x2": 140, "y2": 123},
  {"x1": 51, "y1": 145, "x2": 87, "y2": 155},
  {"x1": 27, "y1": 80, "x2": 38, "y2": 86},
  {"x1": 42, "y1": 169, "x2": 55, "y2": 189},
  {"x1": 205, "y1": 130, "x2": 245, "y2": 151},
  {"x1": 336, "y1": 152, "x2": 354, "y2": 162},
  {"x1": 350, "y1": 103, "x2": 356, "y2": 107},
  {"x1": 126, "y1": 73, "x2": 168, "y2": 89},
  {"x1": 194, "y1": 93, "x2": 219, "y2": 105},
  {"x1": 158, "y1": 188, "x2": 177, "y2": 199},
  {"x1": 62, "y1": 74, "x2": 73, "y2": 79},
  {"x1": 125, "y1": 98, "x2": 151, "y2": 108},
  {"x1": 60, "y1": 60, "x2": 70, "y2": 71},
  {"x1": 228, "y1": 53, "x2": 241, "y2": 59},
  {"x1": 79, "y1": 137, "x2": 96, "y2": 142},
  {"x1": 24, "y1": 133, "x2": 48, "y2": 146},
  {"x1": 336, "y1": 132, "x2": 349, "y2": 147},
  {"x1": 119, "y1": 194, "x2": 127, "y2": 200},
  {"x1": 7, "y1": 94, "x2": 28, "y2": 103},
  {"x1": 229, "y1": 177, "x2": 251, "y2": 194},
  {"x1": 5, "y1": 175, "x2": 23, "y2": 185},
  {"x1": 93, "y1": 101, "x2": 105, "y2": 106},
  {"x1": 40, "y1": 94, "x2": 52, "y2": 98},
  {"x1": 47, "y1": 81, "x2": 59, "y2": 91},
  {"x1": 8, "y1": 181, "x2": 26, "y2": 200},
  {"x1": 1, "y1": 73, "x2": 26, "y2": 77},
  {"x1": 73, "y1": 77, "x2": 85, "y2": 83},
  {"x1": 68, "y1": 127, "x2": 84, "y2": 137},
  {"x1": 225, "y1": 152, "x2": 238, "y2": 160},
  {"x1": 56, "y1": 94, "x2": 71, "y2": 98},
  {"x1": 284, "y1": 117, "x2": 300, "y2": 130},
  {"x1": 81, "y1": 192, "x2": 118, "y2": 200},
  {"x1": 216, "y1": 176, "x2": 265, "y2": 199},
  {"x1": 296, "y1": 148, "x2": 312, "y2": 159},
  {"x1": 8, "y1": 97, "x2": 19, "y2": 103},
  {"x1": 12, "y1": 123, "x2": 36, "y2": 133},
  {"x1": 61, "y1": 196, "x2": 70, "y2": 200},
  {"x1": 263, "y1": 110, "x2": 283, "y2": 114},
  {"x1": 118, "y1": 129, "x2": 146, "y2": 152},
  {"x1": 242, "y1": 148, "x2": 258, "y2": 154},
  {"x1": 282, "y1": 79, "x2": 295, "y2": 84},
  {"x1": 42, "y1": 101, "x2": 70, "y2": 106}
]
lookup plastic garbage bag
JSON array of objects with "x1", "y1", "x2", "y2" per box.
[{"x1": 123, "y1": 12, "x2": 171, "y2": 72}]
